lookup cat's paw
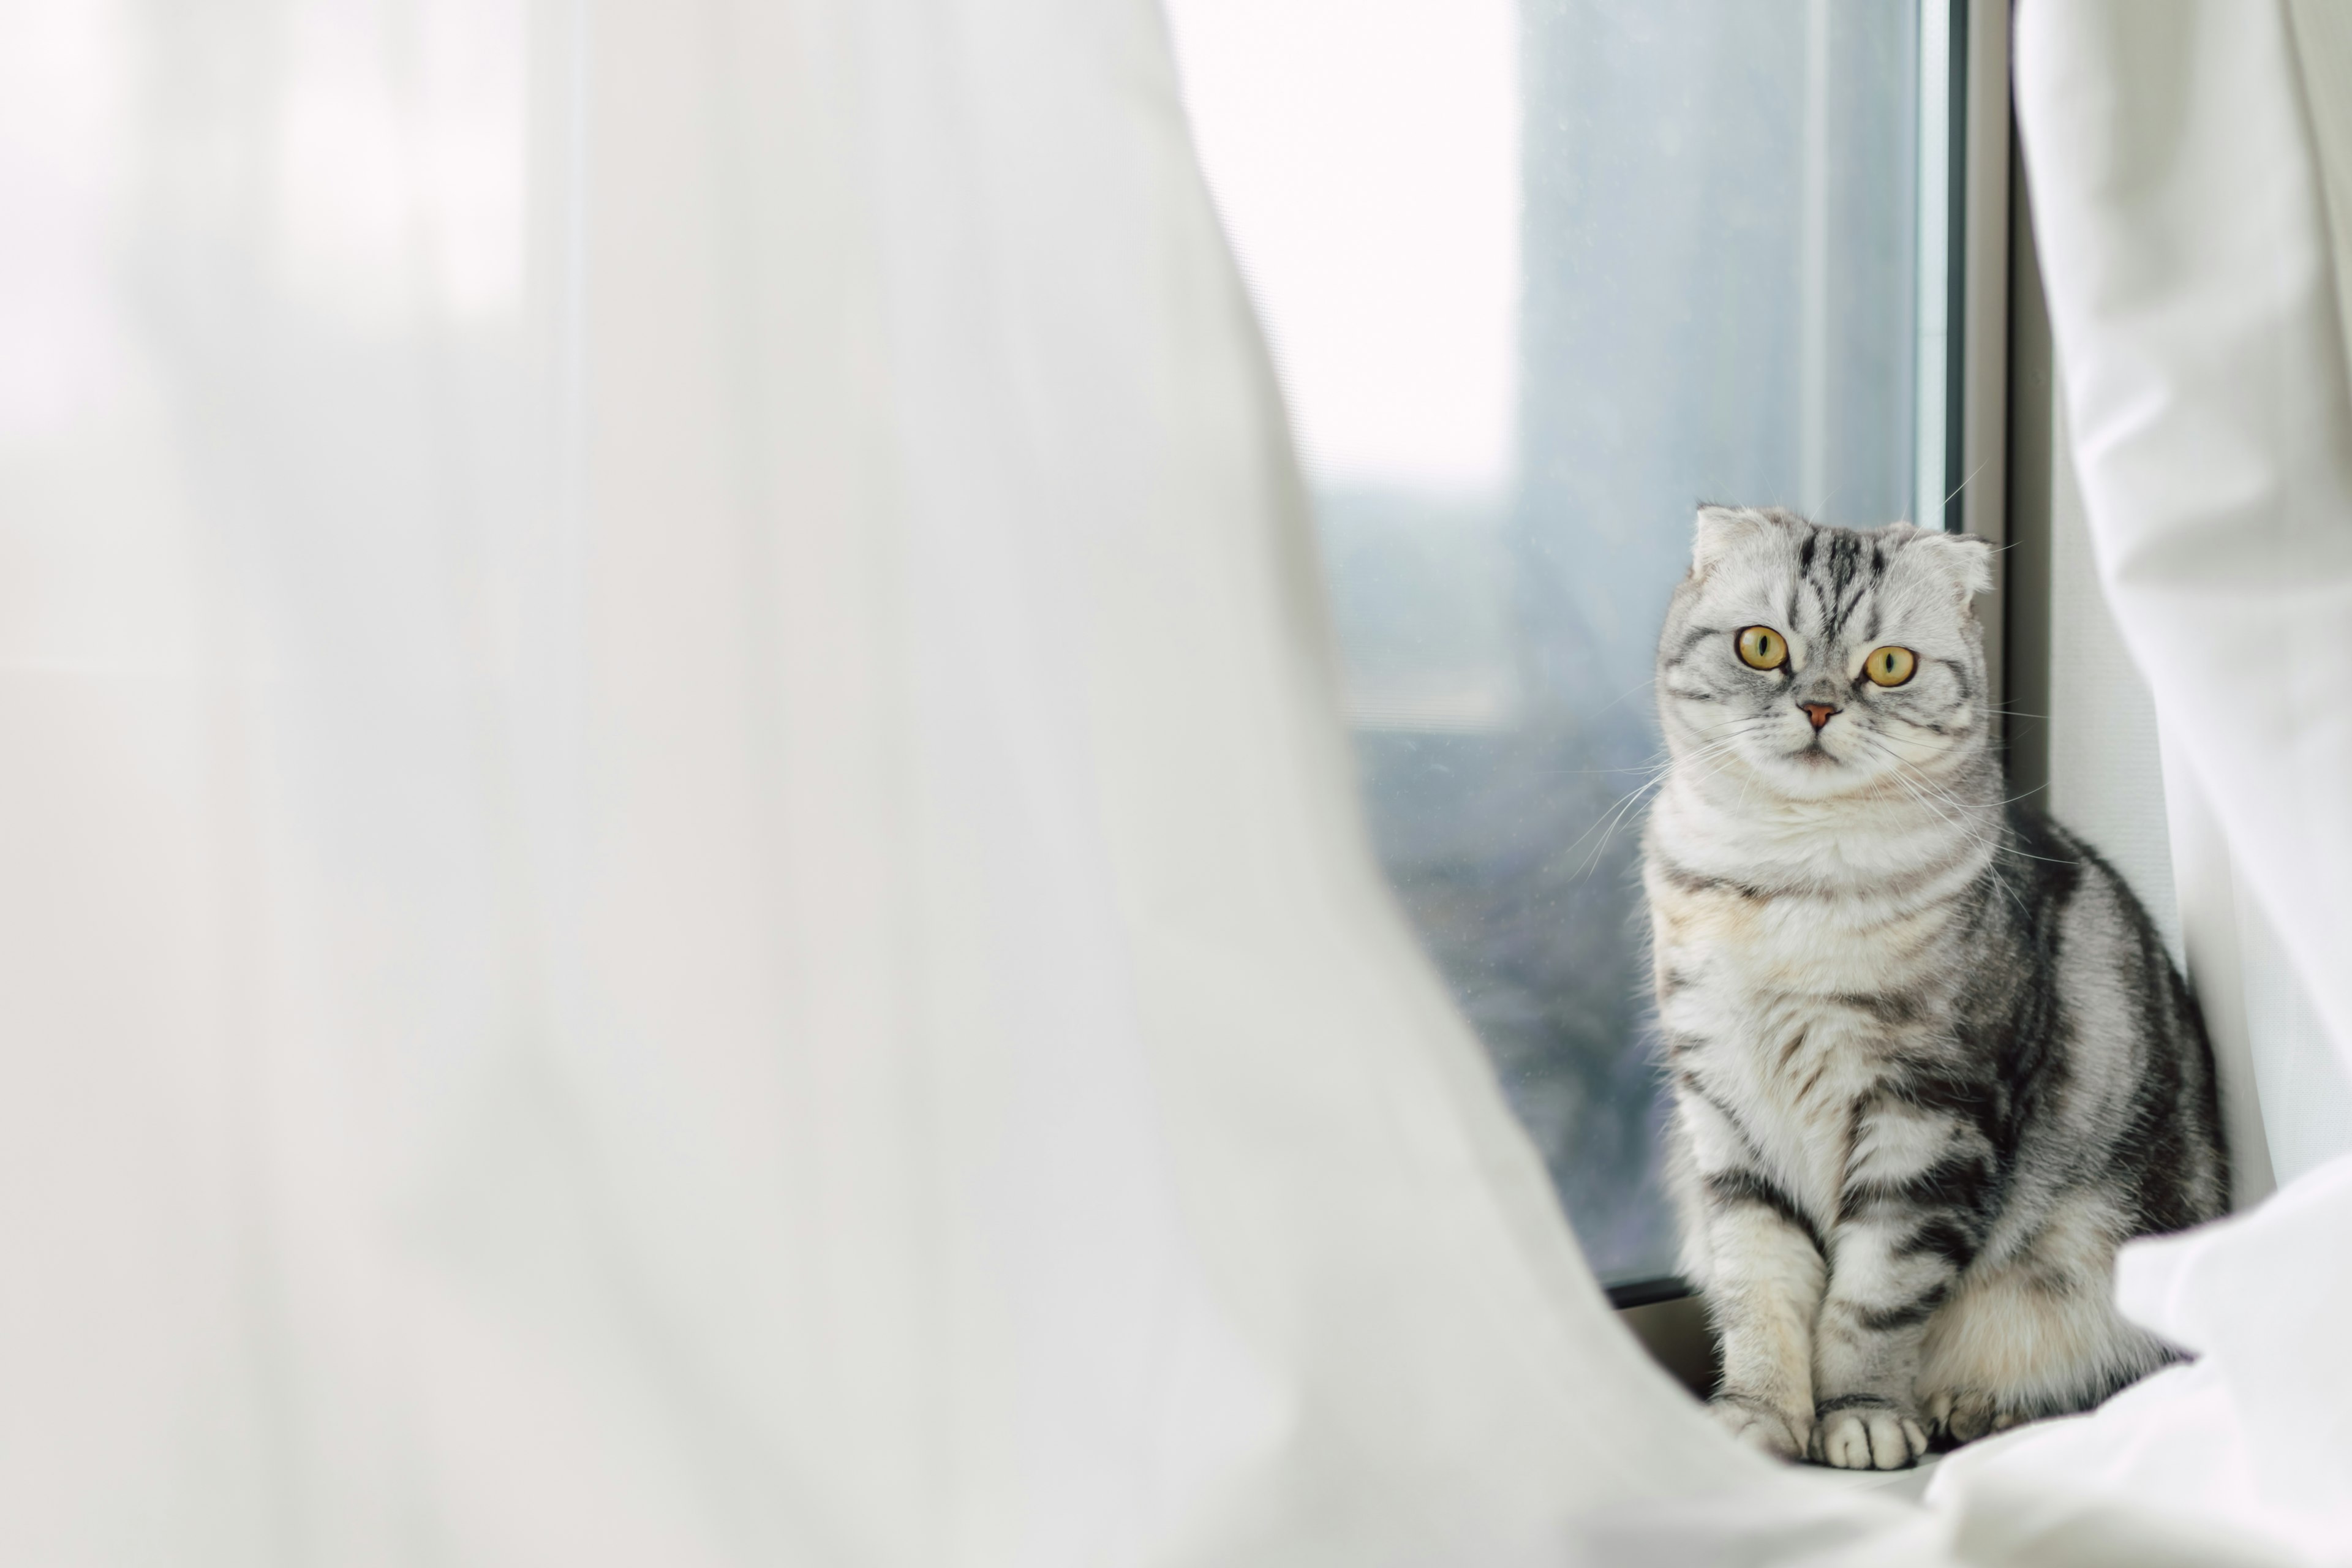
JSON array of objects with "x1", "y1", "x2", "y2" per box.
[
  {"x1": 1810, "y1": 1401, "x2": 1928, "y2": 1470},
  {"x1": 1708, "y1": 1394, "x2": 1809, "y2": 1461},
  {"x1": 1922, "y1": 1389, "x2": 2021, "y2": 1446}
]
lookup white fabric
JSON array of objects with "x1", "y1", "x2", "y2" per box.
[
  {"x1": 2014, "y1": 0, "x2": 2352, "y2": 1076},
  {"x1": 2161, "y1": 739, "x2": 2284, "y2": 1205},
  {"x1": 0, "y1": 1, "x2": 1963, "y2": 1561},
  {"x1": 1929, "y1": 6, "x2": 2352, "y2": 1562}
]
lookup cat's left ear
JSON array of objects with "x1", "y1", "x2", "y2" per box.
[
  {"x1": 1692, "y1": 505, "x2": 1771, "y2": 573},
  {"x1": 1912, "y1": 530, "x2": 1995, "y2": 597}
]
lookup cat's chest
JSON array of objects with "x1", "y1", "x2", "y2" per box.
[
  {"x1": 1676, "y1": 987, "x2": 1887, "y2": 1210},
  {"x1": 1647, "y1": 869, "x2": 1953, "y2": 1001},
  {"x1": 1645, "y1": 826, "x2": 1977, "y2": 1207},
  {"x1": 1654, "y1": 891, "x2": 1943, "y2": 1210}
]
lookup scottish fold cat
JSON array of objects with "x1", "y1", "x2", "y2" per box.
[{"x1": 1643, "y1": 505, "x2": 2227, "y2": 1470}]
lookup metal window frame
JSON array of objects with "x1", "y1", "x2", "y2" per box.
[{"x1": 1951, "y1": 0, "x2": 2014, "y2": 727}]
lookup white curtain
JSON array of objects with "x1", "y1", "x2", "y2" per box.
[
  {"x1": 1926, "y1": 6, "x2": 2352, "y2": 1564},
  {"x1": 0, "y1": 1, "x2": 1960, "y2": 1562}
]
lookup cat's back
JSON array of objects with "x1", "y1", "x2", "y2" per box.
[{"x1": 1967, "y1": 805, "x2": 2230, "y2": 1231}]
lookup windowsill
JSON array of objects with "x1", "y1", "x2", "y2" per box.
[{"x1": 1613, "y1": 1285, "x2": 1715, "y2": 1399}]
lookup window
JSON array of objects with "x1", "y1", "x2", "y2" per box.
[{"x1": 1169, "y1": 0, "x2": 1972, "y2": 1286}]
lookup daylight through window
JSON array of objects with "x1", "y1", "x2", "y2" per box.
[{"x1": 1169, "y1": 0, "x2": 1957, "y2": 1284}]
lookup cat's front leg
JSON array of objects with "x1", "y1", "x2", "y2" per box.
[
  {"x1": 1811, "y1": 1093, "x2": 1994, "y2": 1469},
  {"x1": 1700, "y1": 1185, "x2": 1826, "y2": 1459},
  {"x1": 1679, "y1": 1096, "x2": 1827, "y2": 1458}
]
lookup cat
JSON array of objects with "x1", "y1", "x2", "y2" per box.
[{"x1": 1642, "y1": 505, "x2": 2228, "y2": 1471}]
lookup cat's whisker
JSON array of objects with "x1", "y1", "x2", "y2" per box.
[
  {"x1": 1858, "y1": 742, "x2": 2084, "y2": 869},
  {"x1": 1560, "y1": 728, "x2": 1774, "y2": 881},
  {"x1": 1572, "y1": 753, "x2": 1733, "y2": 875}
]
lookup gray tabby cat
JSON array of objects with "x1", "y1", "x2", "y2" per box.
[{"x1": 1643, "y1": 506, "x2": 2228, "y2": 1471}]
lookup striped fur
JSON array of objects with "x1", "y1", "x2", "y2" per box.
[{"x1": 1643, "y1": 507, "x2": 2228, "y2": 1471}]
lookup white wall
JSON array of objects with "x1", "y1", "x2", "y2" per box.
[{"x1": 2043, "y1": 391, "x2": 2180, "y2": 958}]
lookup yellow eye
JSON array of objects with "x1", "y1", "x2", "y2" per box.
[
  {"x1": 1735, "y1": 626, "x2": 1787, "y2": 671},
  {"x1": 1864, "y1": 646, "x2": 1917, "y2": 687}
]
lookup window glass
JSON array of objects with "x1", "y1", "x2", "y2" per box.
[{"x1": 1169, "y1": 0, "x2": 1940, "y2": 1284}]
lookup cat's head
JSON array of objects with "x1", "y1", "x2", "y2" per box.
[{"x1": 1656, "y1": 506, "x2": 1994, "y2": 800}]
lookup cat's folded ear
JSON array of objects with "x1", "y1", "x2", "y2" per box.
[
  {"x1": 1910, "y1": 529, "x2": 1996, "y2": 597},
  {"x1": 1691, "y1": 504, "x2": 1772, "y2": 573}
]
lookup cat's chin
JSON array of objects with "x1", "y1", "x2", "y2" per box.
[{"x1": 1754, "y1": 746, "x2": 1890, "y2": 801}]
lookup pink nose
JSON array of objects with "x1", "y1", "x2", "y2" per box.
[{"x1": 1800, "y1": 702, "x2": 1839, "y2": 731}]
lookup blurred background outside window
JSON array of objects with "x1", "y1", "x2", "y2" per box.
[{"x1": 1167, "y1": 0, "x2": 1956, "y2": 1286}]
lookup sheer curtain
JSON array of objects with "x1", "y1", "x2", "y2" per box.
[
  {"x1": 1926, "y1": 6, "x2": 2352, "y2": 1564},
  {"x1": 0, "y1": 1, "x2": 1953, "y2": 1561}
]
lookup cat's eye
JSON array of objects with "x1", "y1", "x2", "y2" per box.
[
  {"x1": 1735, "y1": 625, "x2": 1787, "y2": 671},
  {"x1": 1864, "y1": 646, "x2": 1917, "y2": 686}
]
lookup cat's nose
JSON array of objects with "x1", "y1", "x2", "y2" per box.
[{"x1": 1800, "y1": 701, "x2": 1839, "y2": 731}]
